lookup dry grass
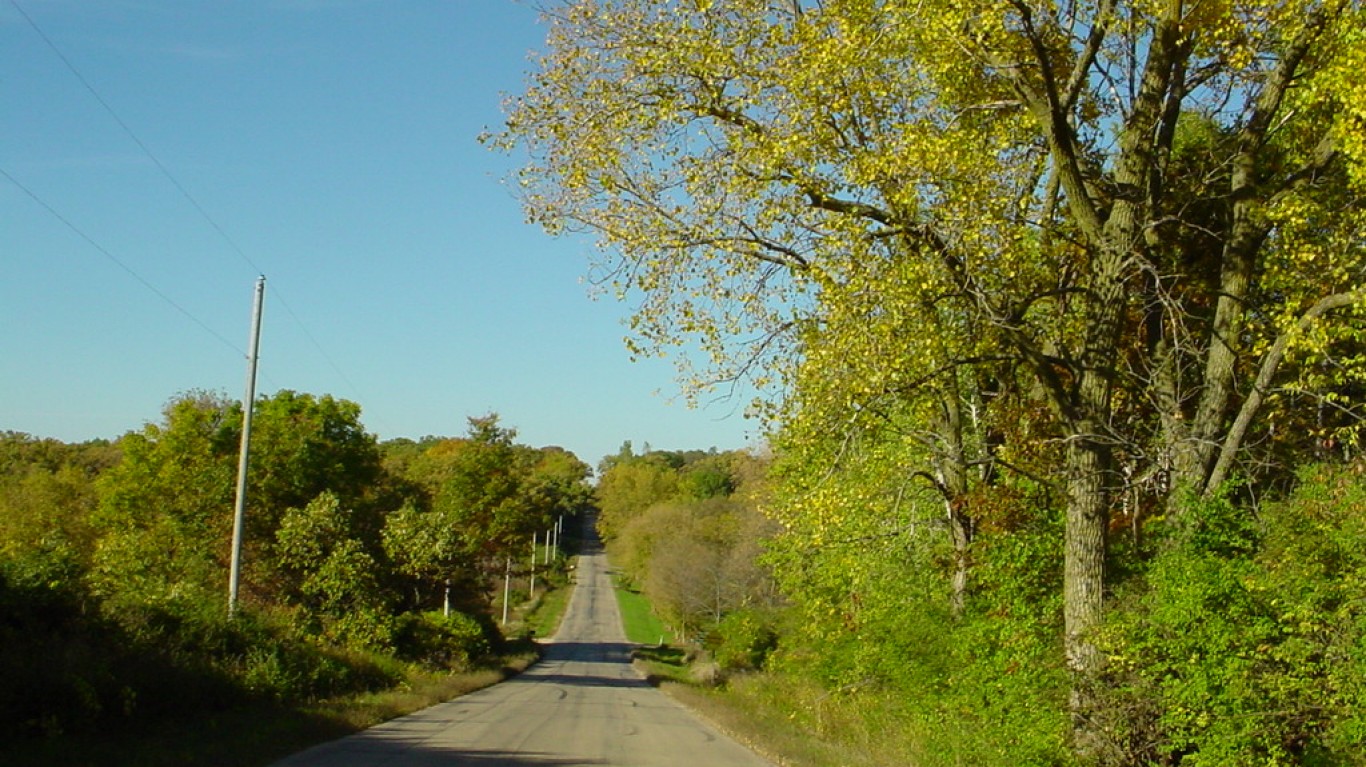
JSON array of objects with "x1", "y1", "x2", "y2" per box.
[{"x1": 656, "y1": 673, "x2": 920, "y2": 767}]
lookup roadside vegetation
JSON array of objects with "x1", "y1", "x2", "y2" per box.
[
  {"x1": 495, "y1": 1, "x2": 1366, "y2": 764},
  {"x1": 597, "y1": 446, "x2": 1366, "y2": 767},
  {"x1": 0, "y1": 401, "x2": 589, "y2": 766}
]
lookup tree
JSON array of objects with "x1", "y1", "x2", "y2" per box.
[
  {"x1": 90, "y1": 393, "x2": 240, "y2": 613},
  {"x1": 90, "y1": 390, "x2": 391, "y2": 614},
  {"x1": 594, "y1": 451, "x2": 680, "y2": 541},
  {"x1": 494, "y1": 0, "x2": 1366, "y2": 755},
  {"x1": 275, "y1": 491, "x2": 393, "y2": 648},
  {"x1": 248, "y1": 390, "x2": 387, "y2": 537},
  {"x1": 0, "y1": 433, "x2": 111, "y2": 566}
]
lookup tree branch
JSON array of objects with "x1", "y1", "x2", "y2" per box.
[{"x1": 1206, "y1": 289, "x2": 1366, "y2": 492}]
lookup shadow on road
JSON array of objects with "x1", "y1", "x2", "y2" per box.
[
  {"x1": 513, "y1": 640, "x2": 652, "y2": 690},
  {"x1": 376, "y1": 747, "x2": 606, "y2": 766},
  {"x1": 538, "y1": 640, "x2": 635, "y2": 664}
]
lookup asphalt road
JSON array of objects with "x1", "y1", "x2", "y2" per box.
[{"x1": 270, "y1": 530, "x2": 774, "y2": 767}]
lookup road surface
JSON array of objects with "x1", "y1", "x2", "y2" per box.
[{"x1": 271, "y1": 530, "x2": 773, "y2": 767}]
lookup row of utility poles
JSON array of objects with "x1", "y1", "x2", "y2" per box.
[{"x1": 502, "y1": 514, "x2": 566, "y2": 625}]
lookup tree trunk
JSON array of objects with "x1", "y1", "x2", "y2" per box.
[
  {"x1": 933, "y1": 389, "x2": 973, "y2": 618},
  {"x1": 1063, "y1": 243, "x2": 1129, "y2": 759},
  {"x1": 1063, "y1": 430, "x2": 1112, "y2": 757}
]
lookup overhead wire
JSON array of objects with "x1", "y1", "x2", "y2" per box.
[
  {"x1": 1, "y1": 166, "x2": 247, "y2": 358},
  {"x1": 10, "y1": 0, "x2": 380, "y2": 424},
  {"x1": 8, "y1": 0, "x2": 263, "y2": 276}
]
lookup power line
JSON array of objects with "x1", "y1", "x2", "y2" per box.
[
  {"x1": 12, "y1": 0, "x2": 384, "y2": 426},
  {"x1": 1, "y1": 166, "x2": 246, "y2": 357},
  {"x1": 265, "y1": 283, "x2": 372, "y2": 411},
  {"x1": 8, "y1": 0, "x2": 265, "y2": 278}
]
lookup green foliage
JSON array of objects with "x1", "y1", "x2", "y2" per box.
[
  {"x1": 383, "y1": 416, "x2": 592, "y2": 614},
  {"x1": 89, "y1": 394, "x2": 238, "y2": 612},
  {"x1": 1, "y1": 398, "x2": 593, "y2": 750},
  {"x1": 237, "y1": 630, "x2": 401, "y2": 704},
  {"x1": 1099, "y1": 468, "x2": 1366, "y2": 765},
  {"x1": 275, "y1": 492, "x2": 394, "y2": 650},
  {"x1": 679, "y1": 454, "x2": 738, "y2": 500},
  {"x1": 381, "y1": 503, "x2": 467, "y2": 588},
  {"x1": 497, "y1": 3, "x2": 1366, "y2": 759},
  {"x1": 0, "y1": 556, "x2": 394, "y2": 741},
  {"x1": 394, "y1": 611, "x2": 494, "y2": 669},
  {"x1": 594, "y1": 453, "x2": 679, "y2": 541},
  {"x1": 249, "y1": 391, "x2": 385, "y2": 523},
  {"x1": 597, "y1": 448, "x2": 775, "y2": 639},
  {"x1": 705, "y1": 609, "x2": 779, "y2": 672}
]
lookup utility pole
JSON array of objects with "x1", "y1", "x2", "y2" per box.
[
  {"x1": 552, "y1": 515, "x2": 562, "y2": 561},
  {"x1": 501, "y1": 555, "x2": 512, "y2": 626},
  {"x1": 530, "y1": 531, "x2": 538, "y2": 600},
  {"x1": 228, "y1": 276, "x2": 265, "y2": 618}
]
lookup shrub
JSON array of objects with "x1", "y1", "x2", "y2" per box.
[
  {"x1": 395, "y1": 610, "x2": 493, "y2": 669},
  {"x1": 1100, "y1": 472, "x2": 1366, "y2": 765},
  {"x1": 706, "y1": 609, "x2": 779, "y2": 673}
]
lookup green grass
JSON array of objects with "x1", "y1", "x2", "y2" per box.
[
  {"x1": 613, "y1": 584, "x2": 674, "y2": 646},
  {"x1": 632, "y1": 644, "x2": 691, "y2": 684},
  {"x1": 606, "y1": 582, "x2": 911, "y2": 765},
  {"x1": 525, "y1": 557, "x2": 577, "y2": 639},
  {"x1": 611, "y1": 581, "x2": 691, "y2": 684}
]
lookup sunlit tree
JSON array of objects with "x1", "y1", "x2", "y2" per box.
[{"x1": 494, "y1": 0, "x2": 1366, "y2": 752}]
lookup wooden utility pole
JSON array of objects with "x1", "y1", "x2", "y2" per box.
[{"x1": 228, "y1": 276, "x2": 265, "y2": 617}]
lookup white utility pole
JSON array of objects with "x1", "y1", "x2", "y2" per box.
[
  {"x1": 552, "y1": 515, "x2": 562, "y2": 560},
  {"x1": 228, "y1": 276, "x2": 265, "y2": 618},
  {"x1": 501, "y1": 555, "x2": 512, "y2": 625}
]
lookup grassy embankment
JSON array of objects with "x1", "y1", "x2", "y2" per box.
[
  {"x1": 612, "y1": 579, "x2": 906, "y2": 767},
  {"x1": 5, "y1": 567, "x2": 578, "y2": 767}
]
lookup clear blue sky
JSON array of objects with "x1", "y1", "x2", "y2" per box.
[{"x1": 1, "y1": 0, "x2": 761, "y2": 468}]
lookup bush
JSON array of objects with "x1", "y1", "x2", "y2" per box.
[
  {"x1": 1099, "y1": 471, "x2": 1366, "y2": 765},
  {"x1": 395, "y1": 611, "x2": 493, "y2": 669},
  {"x1": 0, "y1": 562, "x2": 246, "y2": 738},
  {"x1": 239, "y1": 638, "x2": 399, "y2": 703},
  {"x1": 706, "y1": 609, "x2": 779, "y2": 673}
]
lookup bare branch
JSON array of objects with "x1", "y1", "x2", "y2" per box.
[{"x1": 1207, "y1": 289, "x2": 1366, "y2": 491}]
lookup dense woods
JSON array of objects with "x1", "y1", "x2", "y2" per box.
[
  {"x1": 494, "y1": 0, "x2": 1366, "y2": 764},
  {"x1": 0, "y1": 394, "x2": 591, "y2": 746}
]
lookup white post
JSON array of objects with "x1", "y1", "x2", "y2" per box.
[
  {"x1": 228, "y1": 276, "x2": 265, "y2": 618},
  {"x1": 530, "y1": 531, "x2": 538, "y2": 599},
  {"x1": 501, "y1": 555, "x2": 512, "y2": 625}
]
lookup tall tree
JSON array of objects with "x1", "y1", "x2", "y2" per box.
[
  {"x1": 90, "y1": 390, "x2": 390, "y2": 612},
  {"x1": 494, "y1": 0, "x2": 1366, "y2": 754}
]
